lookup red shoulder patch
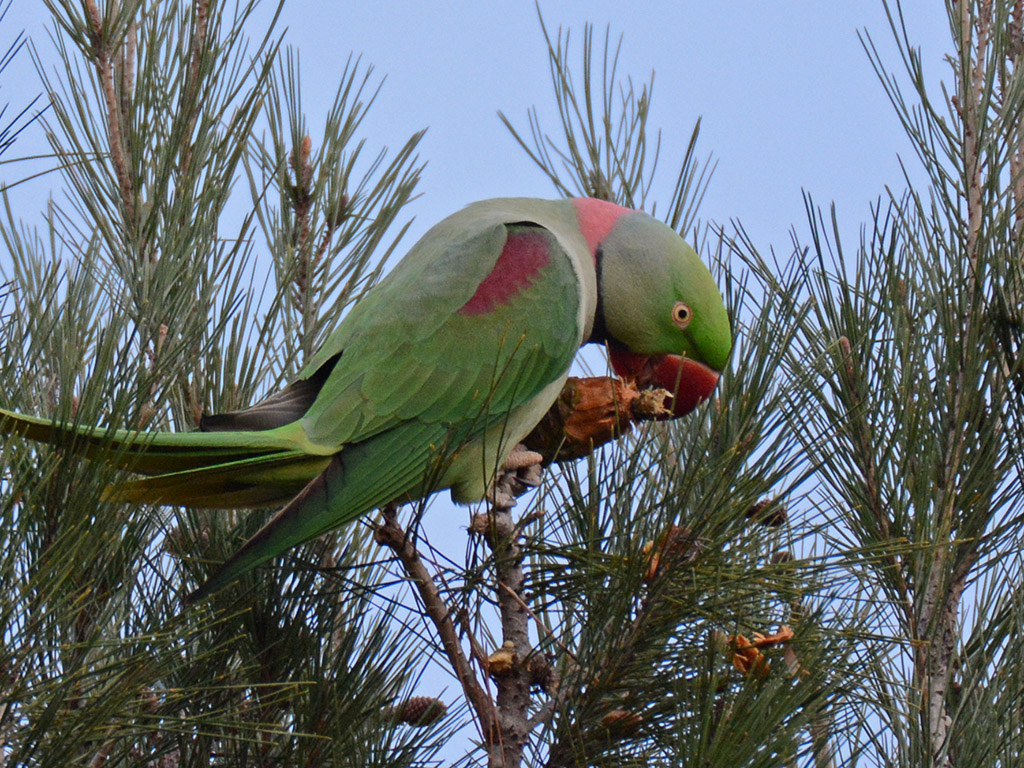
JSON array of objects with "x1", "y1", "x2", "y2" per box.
[
  {"x1": 458, "y1": 228, "x2": 551, "y2": 316},
  {"x1": 572, "y1": 197, "x2": 631, "y2": 260}
]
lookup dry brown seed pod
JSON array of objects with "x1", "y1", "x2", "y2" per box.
[
  {"x1": 523, "y1": 376, "x2": 639, "y2": 463},
  {"x1": 487, "y1": 641, "x2": 517, "y2": 677},
  {"x1": 642, "y1": 524, "x2": 703, "y2": 583},
  {"x1": 726, "y1": 626, "x2": 795, "y2": 678},
  {"x1": 745, "y1": 499, "x2": 787, "y2": 527},
  {"x1": 600, "y1": 708, "x2": 643, "y2": 735},
  {"x1": 527, "y1": 653, "x2": 557, "y2": 693}
]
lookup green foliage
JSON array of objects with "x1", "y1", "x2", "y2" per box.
[
  {"x1": 499, "y1": 14, "x2": 713, "y2": 234},
  {"x1": 0, "y1": 1, "x2": 437, "y2": 765}
]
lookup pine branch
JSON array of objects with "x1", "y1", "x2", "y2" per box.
[
  {"x1": 82, "y1": 0, "x2": 135, "y2": 227},
  {"x1": 374, "y1": 505, "x2": 496, "y2": 743}
]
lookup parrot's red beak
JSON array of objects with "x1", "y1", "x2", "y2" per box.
[{"x1": 608, "y1": 348, "x2": 720, "y2": 419}]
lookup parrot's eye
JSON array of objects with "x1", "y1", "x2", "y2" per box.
[{"x1": 672, "y1": 302, "x2": 692, "y2": 329}]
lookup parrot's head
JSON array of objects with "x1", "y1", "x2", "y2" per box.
[{"x1": 575, "y1": 198, "x2": 732, "y2": 418}]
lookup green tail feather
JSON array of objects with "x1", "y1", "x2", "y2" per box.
[
  {"x1": 106, "y1": 451, "x2": 332, "y2": 508},
  {"x1": 0, "y1": 407, "x2": 308, "y2": 475},
  {"x1": 185, "y1": 455, "x2": 347, "y2": 603},
  {"x1": 1, "y1": 406, "x2": 327, "y2": 511},
  {"x1": 3, "y1": 409, "x2": 447, "y2": 603}
]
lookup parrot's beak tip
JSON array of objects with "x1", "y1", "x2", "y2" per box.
[
  {"x1": 608, "y1": 347, "x2": 721, "y2": 419},
  {"x1": 653, "y1": 355, "x2": 720, "y2": 419}
]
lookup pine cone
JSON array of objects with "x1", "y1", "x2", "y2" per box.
[{"x1": 391, "y1": 696, "x2": 447, "y2": 727}]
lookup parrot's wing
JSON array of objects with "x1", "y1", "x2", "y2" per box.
[
  {"x1": 300, "y1": 222, "x2": 582, "y2": 445},
  {"x1": 197, "y1": 356, "x2": 339, "y2": 432},
  {"x1": 186, "y1": 218, "x2": 587, "y2": 601}
]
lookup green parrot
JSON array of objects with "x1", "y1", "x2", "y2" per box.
[{"x1": 0, "y1": 197, "x2": 731, "y2": 602}]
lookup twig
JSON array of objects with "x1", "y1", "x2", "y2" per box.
[
  {"x1": 374, "y1": 505, "x2": 496, "y2": 741},
  {"x1": 512, "y1": 508, "x2": 545, "y2": 538},
  {"x1": 84, "y1": 0, "x2": 135, "y2": 224},
  {"x1": 179, "y1": 0, "x2": 210, "y2": 176},
  {"x1": 495, "y1": 579, "x2": 579, "y2": 734},
  {"x1": 88, "y1": 738, "x2": 116, "y2": 768},
  {"x1": 461, "y1": 448, "x2": 549, "y2": 767},
  {"x1": 453, "y1": 606, "x2": 492, "y2": 669},
  {"x1": 1008, "y1": 0, "x2": 1024, "y2": 241},
  {"x1": 313, "y1": 194, "x2": 347, "y2": 269}
]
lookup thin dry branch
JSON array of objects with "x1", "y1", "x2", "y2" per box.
[
  {"x1": 374, "y1": 505, "x2": 497, "y2": 742},
  {"x1": 84, "y1": 0, "x2": 135, "y2": 224},
  {"x1": 179, "y1": 0, "x2": 210, "y2": 175}
]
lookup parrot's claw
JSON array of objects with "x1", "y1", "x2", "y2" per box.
[
  {"x1": 501, "y1": 446, "x2": 544, "y2": 472},
  {"x1": 503, "y1": 444, "x2": 545, "y2": 489},
  {"x1": 486, "y1": 444, "x2": 545, "y2": 510},
  {"x1": 487, "y1": 486, "x2": 518, "y2": 511},
  {"x1": 505, "y1": 445, "x2": 545, "y2": 492}
]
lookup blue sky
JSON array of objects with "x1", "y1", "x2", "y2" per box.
[{"x1": 1, "y1": 2, "x2": 949, "y2": 252}]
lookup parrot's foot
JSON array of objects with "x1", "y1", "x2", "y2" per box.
[
  {"x1": 487, "y1": 444, "x2": 544, "y2": 510},
  {"x1": 486, "y1": 486, "x2": 518, "y2": 512},
  {"x1": 502, "y1": 446, "x2": 544, "y2": 473}
]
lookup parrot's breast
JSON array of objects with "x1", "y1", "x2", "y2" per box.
[{"x1": 444, "y1": 374, "x2": 569, "y2": 504}]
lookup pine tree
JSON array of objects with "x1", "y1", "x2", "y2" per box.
[{"x1": 0, "y1": 1, "x2": 1021, "y2": 767}]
